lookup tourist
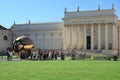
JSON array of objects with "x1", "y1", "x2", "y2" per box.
[
  {"x1": 26, "y1": 49, "x2": 32, "y2": 59},
  {"x1": 9, "y1": 51, "x2": 13, "y2": 61},
  {"x1": 38, "y1": 49, "x2": 43, "y2": 60},
  {"x1": 36, "y1": 50, "x2": 38, "y2": 59},
  {"x1": 32, "y1": 50, "x2": 36, "y2": 59},
  {"x1": 51, "y1": 49, "x2": 55, "y2": 60},
  {"x1": 113, "y1": 55, "x2": 118, "y2": 61},
  {"x1": 20, "y1": 50, "x2": 26, "y2": 60},
  {"x1": 71, "y1": 53, "x2": 76, "y2": 60},
  {"x1": 7, "y1": 50, "x2": 10, "y2": 61},
  {"x1": 46, "y1": 50, "x2": 49, "y2": 60},
  {"x1": 61, "y1": 50, "x2": 64, "y2": 60},
  {"x1": 48, "y1": 50, "x2": 52, "y2": 60},
  {"x1": 55, "y1": 51, "x2": 58, "y2": 60},
  {"x1": 43, "y1": 50, "x2": 47, "y2": 60}
]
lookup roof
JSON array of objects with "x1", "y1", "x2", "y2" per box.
[
  {"x1": 12, "y1": 22, "x2": 64, "y2": 31},
  {"x1": 64, "y1": 9, "x2": 117, "y2": 19},
  {"x1": 0, "y1": 25, "x2": 7, "y2": 30}
]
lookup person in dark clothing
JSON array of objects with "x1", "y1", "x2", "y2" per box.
[
  {"x1": 20, "y1": 50, "x2": 26, "y2": 60},
  {"x1": 51, "y1": 49, "x2": 55, "y2": 60},
  {"x1": 26, "y1": 49, "x2": 31, "y2": 59},
  {"x1": 61, "y1": 50, "x2": 64, "y2": 60},
  {"x1": 71, "y1": 53, "x2": 76, "y2": 60},
  {"x1": 7, "y1": 51, "x2": 10, "y2": 61},
  {"x1": 46, "y1": 50, "x2": 49, "y2": 60},
  {"x1": 38, "y1": 49, "x2": 43, "y2": 60},
  {"x1": 43, "y1": 50, "x2": 47, "y2": 60},
  {"x1": 113, "y1": 55, "x2": 118, "y2": 61},
  {"x1": 55, "y1": 51, "x2": 58, "y2": 60}
]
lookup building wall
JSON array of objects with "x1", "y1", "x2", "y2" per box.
[
  {"x1": 63, "y1": 9, "x2": 118, "y2": 52},
  {"x1": 0, "y1": 30, "x2": 11, "y2": 51},
  {"x1": 12, "y1": 22, "x2": 64, "y2": 50},
  {"x1": 117, "y1": 20, "x2": 120, "y2": 54}
]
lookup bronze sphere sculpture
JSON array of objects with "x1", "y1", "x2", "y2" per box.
[{"x1": 13, "y1": 36, "x2": 34, "y2": 52}]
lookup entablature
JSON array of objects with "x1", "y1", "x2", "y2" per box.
[{"x1": 64, "y1": 16, "x2": 117, "y2": 25}]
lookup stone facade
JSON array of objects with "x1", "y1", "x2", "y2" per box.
[
  {"x1": 63, "y1": 9, "x2": 118, "y2": 54},
  {"x1": 63, "y1": 9, "x2": 118, "y2": 49},
  {"x1": 0, "y1": 25, "x2": 11, "y2": 51},
  {"x1": 63, "y1": 8, "x2": 120, "y2": 55},
  {"x1": 12, "y1": 22, "x2": 63, "y2": 50}
]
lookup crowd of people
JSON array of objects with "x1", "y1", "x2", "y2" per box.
[
  {"x1": 19, "y1": 49, "x2": 65, "y2": 60},
  {"x1": 6, "y1": 48, "x2": 119, "y2": 61}
]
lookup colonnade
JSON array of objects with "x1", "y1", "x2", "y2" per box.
[{"x1": 64, "y1": 23, "x2": 116, "y2": 50}]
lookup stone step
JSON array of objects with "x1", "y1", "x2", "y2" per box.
[{"x1": 64, "y1": 49, "x2": 102, "y2": 56}]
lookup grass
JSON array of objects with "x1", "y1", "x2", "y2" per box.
[{"x1": 0, "y1": 61, "x2": 120, "y2": 80}]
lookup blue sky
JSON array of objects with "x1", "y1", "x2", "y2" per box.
[{"x1": 0, "y1": 0, "x2": 120, "y2": 28}]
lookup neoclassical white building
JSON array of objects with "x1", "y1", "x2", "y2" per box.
[
  {"x1": 0, "y1": 6, "x2": 120, "y2": 55},
  {"x1": 63, "y1": 6, "x2": 120, "y2": 54}
]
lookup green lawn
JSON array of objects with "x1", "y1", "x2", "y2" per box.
[{"x1": 0, "y1": 61, "x2": 120, "y2": 80}]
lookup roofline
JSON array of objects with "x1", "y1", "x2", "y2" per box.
[
  {"x1": 0, "y1": 25, "x2": 8, "y2": 30},
  {"x1": 13, "y1": 21, "x2": 63, "y2": 26},
  {"x1": 65, "y1": 9, "x2": 115, "y2": 13}
]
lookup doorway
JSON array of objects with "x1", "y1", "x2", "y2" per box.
[{"x1": 87, "y1": 36, "x2": 91, "y2": 49}]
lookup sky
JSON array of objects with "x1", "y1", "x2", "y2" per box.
[{"x1": 0, "y1": 0, "x2": 120, "y2": 28}]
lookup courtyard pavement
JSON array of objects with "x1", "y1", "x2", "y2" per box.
[{"x1": 0, "y1": 58, "x2": 21, "y2": 62}]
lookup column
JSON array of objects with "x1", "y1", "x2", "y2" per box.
[
  {"x1": 76, "y1": 25, "x2": 79, "y2": 49},
  {"x1": 64, "y1": 26, "x2": 66, "y2": 49},
  {"x1": 84, "y1": 24, "x2": 86, "y2": 50},
  {"x1": 98, "y1": 24, "x2": 101, "y2": 50},
  {"x1": 105, "y1": 24, "x2": 108, "y2": 49},
  {"x1": 36, "y1": 33, "x2": 38, "y2": 48},
  {"x1": 60, "y1": 33, "x2": 63, "y2": 49},
  {"x1": 112, "y1": 24, "x2": 115, "y2": 49},
  {"x1": 43, "y1": 34, "x2": 46, "y2": 49},
  {"x1": 91, "y1": 24, "x2": 94, "y2": 50},
  {"x1": 70, "y1": 25, "x2": 73, "y2": 49},
  {"x1": 51, "y1": 33, "x2": 54, "y2": 49}
]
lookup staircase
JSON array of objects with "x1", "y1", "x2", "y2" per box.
[{"x1": 64, "y1": 49, "x2": 102, "y2": 56}]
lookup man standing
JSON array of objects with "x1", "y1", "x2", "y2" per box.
[
  {"x1": 9, "y1": 51, "x2": 13, "y2": 61},
  {"x1": 61, "y1": 50, "x2": 64, "y2": 60},
  {"x1": 7, "y1": 50, "x2": 13, "y2": 61}
]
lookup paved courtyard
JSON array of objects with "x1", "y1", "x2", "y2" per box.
[{"x1": 0, "y1": 58, "x2": 21, "y2": 62}]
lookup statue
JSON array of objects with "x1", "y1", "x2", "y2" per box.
[
  {"x1": 28, "y1": 20, "x2": 31, "y2": 24},
  {"x1": 13, "y1": 21, "x2": 16, "y2": 25},
  {"x1": 77, "y1": 6, "x2": 79, "y2": 12},
  {"x1": 98, "y1": 4, "x2": 100, "y2": 10},
  {"x1": 64, "y1": 7, "x2": 67, "y2": 13},
  {"x1": 112, "y1": 4, "x2": 114, "y2": 10}
]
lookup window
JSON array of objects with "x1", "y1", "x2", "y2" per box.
[{"x1": 4, "y1": 35, "x2": 8, "y2": 40}]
